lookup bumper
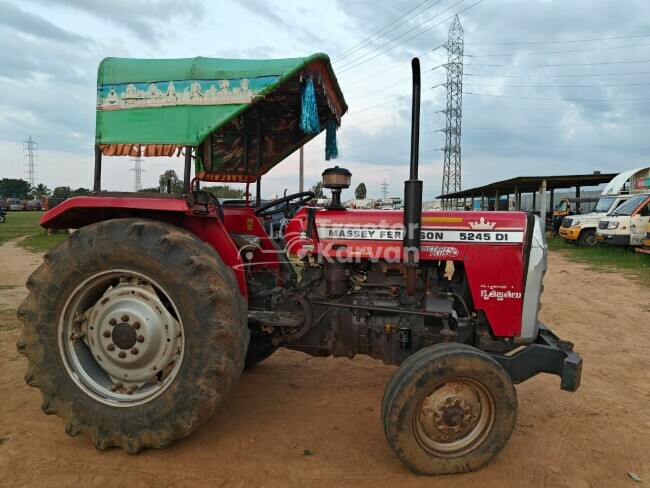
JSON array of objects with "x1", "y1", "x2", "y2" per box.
[
  {"x1": 490, "y1": 323, "x2": 582, "y2": 392},
  {"x1": 559, "y1": 226, "x2": 580, "y2": 241},
  {"x1": 596, "y1": 233, "x2": 630, "y2": 246}
]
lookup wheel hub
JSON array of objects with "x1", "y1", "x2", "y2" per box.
[
  {"x1": 112, "y1": 323, "x2": 137, "y2": 350},
  {"x1": 414, "y1": 378, "x2": 494, "y2": 456},
  {"x1": 77, "y1": 276, "x2": 182, "y2": 393}
]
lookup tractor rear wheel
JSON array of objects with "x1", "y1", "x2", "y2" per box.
[
  {"x1": 382, "y1": 343, "x2": 517, "y2": 475},
  {"x1": 17, "y1": 218, "x2": 248, "y2": 453}
]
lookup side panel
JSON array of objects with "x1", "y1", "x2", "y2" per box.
[{"x1": 286, "y1": 208, "x2": 529, "y2": 337}]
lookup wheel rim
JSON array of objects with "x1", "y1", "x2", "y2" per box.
[
  {"x1": 59, "y1": 270, "x2": 184, "y2": 407},
  {"x1": 586, "y1": 234, "x2": 597, "y2": 246},
  {"x1": 413, "y1": 378, "x2": 496, "y2": 457}
]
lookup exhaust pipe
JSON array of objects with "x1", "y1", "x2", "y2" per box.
[{"x1": 403, "y1": 58, "x2": 423, "y2": 297}]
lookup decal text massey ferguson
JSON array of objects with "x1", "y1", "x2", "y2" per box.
[{"x1": 317, "y1": 226, "x2": 524, "y2": 243}]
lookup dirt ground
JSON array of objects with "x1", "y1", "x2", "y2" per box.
[{"x1": 0, "y1": 237, "x2": 648, "y2": 488}]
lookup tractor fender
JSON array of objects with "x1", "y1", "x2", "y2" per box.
[{"x1": 39, "y1": 195, "x2": 247, "y2": 298}]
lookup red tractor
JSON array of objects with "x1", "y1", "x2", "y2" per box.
[{"x1": 17, "y1": 54, "x2": 581, "y2": 475}]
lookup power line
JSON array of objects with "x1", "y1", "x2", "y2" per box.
[
  {"x1": 464, "y1": 42, "x2": 650, "y2": 57},
  {"x1": 467, "y1": 59, "x2": 650, "y2": 67},
  {"x1": 465, "y1": 70, "x2": 650, "y2": 78},
  {"x1": 464, "y1": 81, "x2": 650, "y2": 88},
  {"x1": 465, "y1": 2, "x2": 649, "y2": 16},
  {"x1": 463, "y1": 91, "x2": 650, "y2": 102},
  {"x1": 467, "y1": 33, "x2": 650, "y2": 46},
  {"x1": 333, "y1": 0, "x2": 441, "y2": 62},
  {"x1": 336, "y1": 0, "x2": 467, "y2": 71},
  {"x1": 337, "y1": 0, "x2": 485, "y2": 74}
]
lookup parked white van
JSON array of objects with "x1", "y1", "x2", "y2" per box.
[{"x1": 596, "y1": 193, "x2": 650, "y2": 247}]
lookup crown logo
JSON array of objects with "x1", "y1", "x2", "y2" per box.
[{"x1": 468, "y1": 217, "x2": 496, "y2": 230}]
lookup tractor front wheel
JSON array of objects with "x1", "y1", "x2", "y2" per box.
[
  {"x1": 382, "y1": 343, "x2": 517, "y2": 475},
  {"x1": 17, "y1": 218, "x2": 248, "y2": 452}
]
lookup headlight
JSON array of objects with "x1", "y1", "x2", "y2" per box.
[
  {"x1": 572, "y1": 218, "x2": 582, "y2": 226},
  {"x1": 607, "y1": 221, "x2": 619, "y2": 230}
]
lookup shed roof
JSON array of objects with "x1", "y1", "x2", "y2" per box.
[{"x1": 438, "y1": 173, "x2": 619, "y2": 199}]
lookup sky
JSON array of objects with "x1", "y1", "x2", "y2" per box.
[{"x1": 0, "y1": 0, "x2": 649, "y2": 201}]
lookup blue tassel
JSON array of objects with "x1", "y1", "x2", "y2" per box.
[
  {"x1": 325, "y1": 119, "x2": 338, "y2": 160},
  {"x1": 300, "y1": 78, "x2": 320, "y2": 134}
]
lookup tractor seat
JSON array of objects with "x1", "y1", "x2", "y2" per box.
[{"x1": 229, "y1": 233, "x2": 261, "y2": 253}]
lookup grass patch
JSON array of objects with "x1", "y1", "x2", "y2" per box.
[
  {"x1": 0, "y1": 211, "x2": 67, "y2": 252},
  {"x1": 20, "y1": 232, "x2": 68, "y2": 252},
  {"x1": 0, "y1": 285, "x2": 16, "y2": 290},
  {"x1": 0, "y1": 211, "x2": 43, "y2": 245},
  {"x1": 302, "y1": 449, "x2": 313, "y2": 456},
  {"x1": 546, "y1": 236, "x2": 650, "y2": 284},
  {"x1": 0, "y1": 436, "x2": 7, "y2": 446}
]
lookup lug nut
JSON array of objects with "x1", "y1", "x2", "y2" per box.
[
  {"x1": 118, "y1": 351, "x2": 126, "y2": 358},
  {"x1": 131, "y1": 347, "x2": 139, "y2": 355},
  {"x1": 109, "y1": 318, "x2": 117, "y2": 326},
  {"x1": 107, "y1": 344, "x2": 115, "y2": 351},
  {"x1": 103, "y1": 330, "x2": 111, "y2": 338},
  {"x1": 133, "y1": 321, "x2": 141, "y2": 329},
  {"x1": 136, "y1": 335, "x2": 144, "y2": 343},
  {"x1": 121, "y1": 315, "x2": 129, "y2": 323}
]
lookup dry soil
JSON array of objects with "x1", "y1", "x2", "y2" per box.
[{"x1": 0, "y1": 238, "x2": 648, "y2": 487}]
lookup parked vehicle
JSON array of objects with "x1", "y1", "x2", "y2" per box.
[
  {"x1": 0, "y1": 208, "x2": 6, "y2": 223},
  {"x1": 17, "y1": 54, "x2": 581, "y2": 476},
  {"x1": 545, "y1": 197, "x2": 599, "y2": 237},
  {"x1": 596, "y1": 193, "x2": 650, "y2": 246},
  {"x1": 559, "y1": 194, "x2": 633, "y2": 246},
  {"x1": 635, "y1": 221, "x2": 650, "y2": 254}
]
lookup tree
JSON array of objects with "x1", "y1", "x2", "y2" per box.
[
  {"x1": 355, "y1": 182, "x2": 367, "y2": 200},
  {"x1": 140, "y1": 187, "x2": 161, "y2": 193},
  {"x1": 158, "y1": 170, "x2": 183, "y2": 193},
  {"x1": 204, "y1": 185, "x2": 245, "y2": 199},
  {"x1": 0, "y1": 178, "x2": 30, "y2": 199},
  {"x1": 72, "y1": 187, "x2": 91, "y2": 196},
  {"x1": 310, "y1": 181, "x2": 324, "y2": 199},
  {"x1": 53, "y1": 186, "x2": 72, "y2": 199},
  {"x1": 30, "y1": 183, "x2": 51, "y2": 200}
]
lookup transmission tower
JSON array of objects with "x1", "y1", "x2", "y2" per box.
[
  {"x1": 440, "y1": 15, "x2": 464, "y2": 209},
  {"x1": 130, "y1": 157, "x2": 144, "y2": 192},
  {"x1": 23, "y1": 135, "x2": 38, "y2": 186},
  {"x1": 380, "y1": 179, "x2": 389, "y2": 200}
]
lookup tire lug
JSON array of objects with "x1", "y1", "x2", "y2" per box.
[
  {"x1": 133, "y1": 321, "x2": 141, "y2": 329},
  {"x1": 131, "y1": 347, "x2": 139, "y2": 355},
  {"x1": 107, "y1": 344, "x2": 115, "y2": 351},
  {"x1": 136, "y1": 335, "x2": 144, "y2": 343},
  {"x1": 103, "y1": 330, "x2": 111, "y2": 338},
  {"x1": 109, "y1": 318, "x2": 117, "y2": 326},
  {"x1": 121, "y1": 315, "x2": 129, "y2": 323},
  {"x1": 118, "y1": 351, "x2": 126, "y2": 358},
  {"x1": 108, "y1": 382, "x2": 122, "y2": 392}
]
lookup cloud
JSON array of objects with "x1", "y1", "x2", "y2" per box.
[
  {"x1": 0, "y1": 1, "x2": 87, "y2": 44},
  {"x1": 31, "y1": 0, "x2": 207, "y2": 42}
]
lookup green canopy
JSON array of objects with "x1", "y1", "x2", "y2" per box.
[{"x1": 96, "y1": 54, "x2": 347, "y2": 183}]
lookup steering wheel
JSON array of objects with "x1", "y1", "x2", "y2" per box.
[{"x1": 255, "y1": 191, "x2": 316, "y2": 218}]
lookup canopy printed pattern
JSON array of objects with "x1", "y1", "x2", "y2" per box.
[{"x1": 96, "y1": 54, "x2": 347, "y2": 183}]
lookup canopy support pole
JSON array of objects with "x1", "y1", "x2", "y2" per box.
[
  {"x1": 183, "y1": 147, "x2": 192, "y2": 195},
  {"x1": 93, "y1": 146, "x2": 102, "y2": 192},
  {"x1": 256, "y1": 107, "x2": 262, "y2": 207}
]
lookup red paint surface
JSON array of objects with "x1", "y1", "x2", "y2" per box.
[{"x1": 286, "y1": 208, "x2": 529, "y2": 337}]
